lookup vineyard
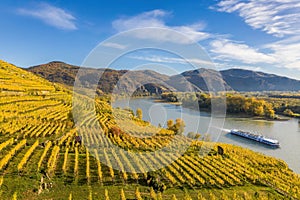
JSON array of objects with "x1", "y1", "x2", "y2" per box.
[{"x1": 1, "y1": 59, "x2": 300, "y2": 199}]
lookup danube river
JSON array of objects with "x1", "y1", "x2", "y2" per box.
[{"x1": 113, "y1": 98, "x2": 300, "y2": 174}]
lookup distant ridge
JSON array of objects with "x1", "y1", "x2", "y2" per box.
[
  {"x1": 27, "y1": 61, "x2": 300, "y2": 92},
  {"x1": 173, "y1": 68, "x2": 232, "y2": 91},
  {"x1": 220, "y1": 68, "x2": 300, "y2": 91}
]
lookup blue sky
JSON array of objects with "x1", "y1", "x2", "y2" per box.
[{"x1": 1, "y1": 0, "x2": 300, "y2": 79}]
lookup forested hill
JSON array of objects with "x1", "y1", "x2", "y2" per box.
[
  {"x1": 2, "y1": 59, "x2": 300, "y2": 199},
  {"x1": 27, "y1": 61, "x2": 171, "y2": 94},
  {"x1": 220, "y1": 69, "x2": 300, "y2": 91},
  {"x1": 27, "y1": 61, "x2": 300, "y2": 92}
]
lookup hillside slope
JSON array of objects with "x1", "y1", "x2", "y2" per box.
[
  {"x1": 0, "y1": 59, "x2": 72, "y2": 134},
  {"x1": 1, "y1": 60, "x2": 57, "y2": 93},
  {"x1": 1, "y1": 59, "x2": 299, "y2": 199},
  {"x1": 28, "y1": 61, "x2": 300, "y2": 92},
  {"x1": 220, "y1": 69, "x2": 300, "y2": 91},
  {"x1": 171, "y1": 68, "x2": 232, "y2": 91},
  {"x1": 28, "y1": 62, "x2": 172, "y2": 94}
]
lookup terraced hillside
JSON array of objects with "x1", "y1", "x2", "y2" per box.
[{"x1": 0, "y1": 60, "x2": 300, "y2": 199}]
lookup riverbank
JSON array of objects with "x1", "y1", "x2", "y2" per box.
[
  {"x1": 153, "y1": 98, "x2": 182, "y2": 105},
  {"x1": 226, "y1": 114, "x2": 290, "y2": 122},
  {"x1": 153, "y1": 97, "x2": 290, "y2": 122},
  {"x1": 114, "y1": 97, "x2": 300, "y2": 174}
]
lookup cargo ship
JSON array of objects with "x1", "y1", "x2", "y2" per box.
[{"x1": 230, "y1": 129, "x2": 280, "y2": 147}]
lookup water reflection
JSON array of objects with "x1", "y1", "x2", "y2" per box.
[{"x1": 114, "y1": 98, "x2": 300, "y2": 174}]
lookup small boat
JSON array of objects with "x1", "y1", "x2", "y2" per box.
[{"x1": 230, "y1": 129, "x2": 280, "y2": 147}]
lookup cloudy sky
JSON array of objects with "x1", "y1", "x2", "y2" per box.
[{"x1": 1, "y1": 0, "x2": 300, "y2": 79}]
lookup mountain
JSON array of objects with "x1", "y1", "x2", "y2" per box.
[
  {"x1": 27, "y1": 62, "x2": 172, "y2": 94},
  {"x1": 220, "y1": 69, "x2": 300, "y2": 91},
  {"x1": 172, "y1": 68, "x2": 300, "y2": 92},
  {"x1": 3, "y1": 59, "x2": 300, "y2": 199},
  {"x1": 27, "y1": 61, "x2": 300, "y2": 92},
  {"x1": 172, "y1": 68, "x2": 232, "y2": 91},
  {"x1": 27, "y1": 61, "x2": 93, "y2": 87}
]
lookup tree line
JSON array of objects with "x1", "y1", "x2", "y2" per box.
[{"x1": 161, "y1": 92, "x2": 276, "y2": 119}]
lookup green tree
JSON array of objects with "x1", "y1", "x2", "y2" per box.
[
  {"x1": 243, "y1": 100, "x2": 252, "y2": 114},
  {"x1": 264, "y1": 104, "x2": 275, "y2": 119},
  {"x1": 195, "y1": 133, "x2": 201, "y2": 140},
  {"x1": 167, "y1": 119, "x2": 174, "y2": 129},
  {"x1": 187, "y1": 132, "x2": 196, "y2": 139},
  {"x1": 253, "y1": 104, "x2": 265, "y2": 116},
  {"x1": 136, "y1": 108, "x2": 143, "y2": 120},
  {"x1": 203, "y1": 133, "x2": 211, "y2": 142},
  {"x1": 283, "y1": 108, "x2": 294, "y2": 116},
  {"x1": 174, "y1": 118, "x2": 185, "y2": 135}
]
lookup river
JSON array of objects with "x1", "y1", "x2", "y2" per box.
[{"x1": 113, "y1": 98, "x2": 300, "y2": 174}]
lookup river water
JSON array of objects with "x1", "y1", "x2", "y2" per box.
[{"x1": 113, "y1": 98, "x2": 300, "y2": 174}]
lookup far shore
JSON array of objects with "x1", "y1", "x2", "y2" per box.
[
  {"x1": 153, "y1": 98, "x2": 182, "y2": 105},
  {"x1": 152, "y1": 97, "x2": 290, "y2": 122}
]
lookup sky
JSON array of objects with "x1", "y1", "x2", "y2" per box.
[{"x1": 1, "y1": 0, "x2": 300, "y2": 79}]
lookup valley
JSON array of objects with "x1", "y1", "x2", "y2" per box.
[{"x1": 0, "y1": 59, "x2": 300, "y2": 199}]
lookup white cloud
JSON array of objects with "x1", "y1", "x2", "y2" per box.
[
  {"x1": 213, "y1": 0, "x2": 300, "y2": 37},
  {"x1": 210, "y1": 37, "x2": 300, "y2": 70},
  {"x1": 210, "y1": 39, "x2": 277, "y2": 64},
  {"x1": 112, "y1": 9, "x2": 168, "y2": 31},
  {"x1": 112, "y1": 10, "x2": 210, "y2": 43},
  {"x1": 111, "y1": 7, "x2": 300, "y2": 73},
  {"x1": 209, "y1": 0, "x2": 300, "y2": 70},
  {"x1": 129, "y1": 55, "x2": 213, "y2": 66},
  {"x1": 214, "y1": 62, "x2": 262, "y2": 71},
  {"x1": 18, "y1": 3, "x2": 77, "y2": 30},
  {"x1": 102, "y1": 42, "x2": 127, "y2": 49},
  {"x1": 264, "y1": 36, "x2": 300, "y2": 69}
]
